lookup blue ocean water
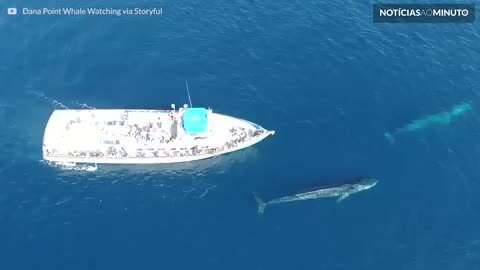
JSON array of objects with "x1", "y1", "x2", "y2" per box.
[{"x1": 2, "y1": 0, "x2": 480, "y2": 269}]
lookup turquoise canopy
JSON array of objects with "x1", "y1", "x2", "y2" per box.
[{"x1": 182, "y1": 108, "x2": 208, "y2": 134}]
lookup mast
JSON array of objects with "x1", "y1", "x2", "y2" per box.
[{"x1": 185, "y1": 80, "x2": 193, "y2": 108}]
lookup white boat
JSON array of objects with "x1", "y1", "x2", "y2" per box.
[{"x1": 42, "y1": 105, "x2": 275, "y2": 164}]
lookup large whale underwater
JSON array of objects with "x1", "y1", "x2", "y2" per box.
[
  {"x1": 385, "y1": 102, "x2": 472, "y2": 143},
  {"x1": 254, "y1": 178, "x2": 379, "y2": 214}
]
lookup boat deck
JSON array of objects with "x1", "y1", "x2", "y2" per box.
[{"x1": 42, "y1": 109, "x2": 273, "y2": 163}]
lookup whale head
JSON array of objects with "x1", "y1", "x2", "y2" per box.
[
  {"x1": 450, "y1": 103, "x2": 472, "y2": 116},
  {"x1": 353, "y1": 178, "x2": 379, "y2": 191}
]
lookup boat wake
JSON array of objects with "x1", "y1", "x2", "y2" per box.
[
  {"x1": 26, "y1": 90, "x2": 69, "y2": 109},
  {"x1": 42, "y1": 160, "x2": 98, "y2": 172},
  {"x1": 72, "y1": 101, "x2": 96, "y2": 109},
  {"x1": 26, "y1": 90, "x2": 96, "y2": 110}
]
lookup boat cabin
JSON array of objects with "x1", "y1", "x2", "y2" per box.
[{"x1": 182, "y1": 107, "x2": 208, "y2": 134}]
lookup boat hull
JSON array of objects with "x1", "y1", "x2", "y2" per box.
[{"x1": 42, "y1": 109, "x2": 274, "y2": 164}]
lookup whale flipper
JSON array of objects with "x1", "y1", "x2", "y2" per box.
[
  {"x1": 254, "y1": 193, "x2": 267, "y2": 215},
  {"x1": 336, "y1": 193, "x2": 350, "y2": 203}
]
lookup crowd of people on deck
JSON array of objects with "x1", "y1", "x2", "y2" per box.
[
  {"x1": 128, "y1": 122, "x2": 170, "y2": 144},
  {"x1": 65, "y1": 118, "x2": 83, "y2": 131},
  {"x1": 47, "y1": 119, "x2": 266, "y2": 159}
]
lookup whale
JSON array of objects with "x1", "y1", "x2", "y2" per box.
[
  {"x1": 254, "y1": 178, "x2": 379, "y2": 215},
  {"x1": 385, "y1": 102, "x2": 472, "y2": 143}
]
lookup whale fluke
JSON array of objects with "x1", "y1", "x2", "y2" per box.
[
  {"x1": 384, "y1": 132, "x2": 395, "y2": 144},
  {"x1": 254, "y1": 193, "x2": 267, "y2": 215}
]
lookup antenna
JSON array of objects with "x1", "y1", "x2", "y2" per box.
[{"x1": 185, "y1": 80, "x2": 193, "y2": 108}]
